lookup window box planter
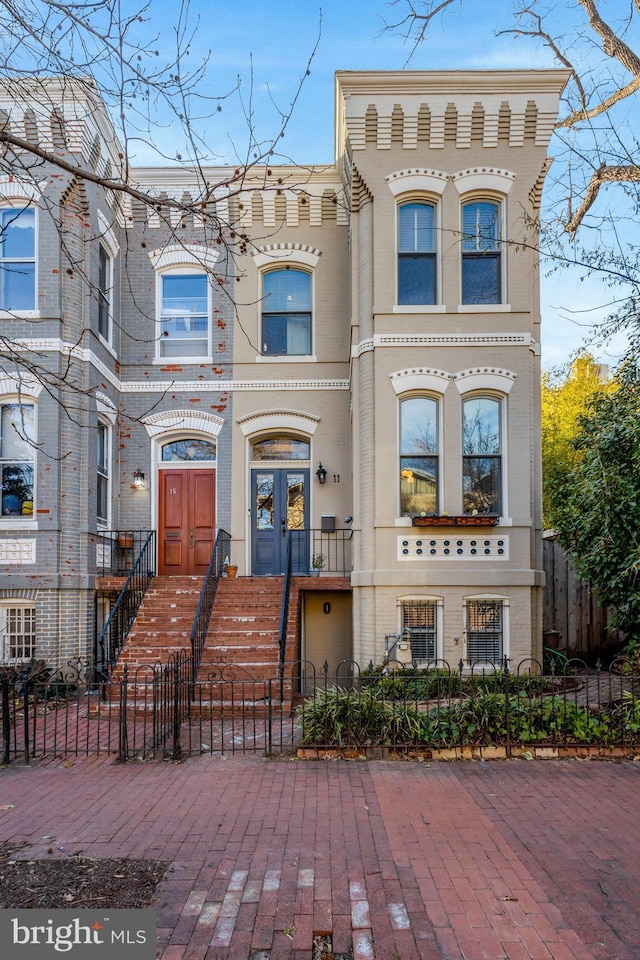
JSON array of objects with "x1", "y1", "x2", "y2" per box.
[{"x1": 411, "y1": 515, "x2": 499, "y2": 527}]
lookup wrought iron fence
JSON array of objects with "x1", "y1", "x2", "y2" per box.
[{"x1": 2, "y1": 657, "x2": 639, "y2": 765}]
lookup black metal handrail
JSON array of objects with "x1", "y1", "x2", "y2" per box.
[
  {"x1": 95, "y1": 530, "x2": 156, "y2": 677},
  {"x1": 95, "y1": 529, "x2": 153, "y2": 577},
  {"x1": 278, "y1": 534, "x2": 293, "y2": 692},
  {"x1": 189, "y1": 528, "x2": 231, "y2": 688},
  {"x1": 289, "y1": 528, "x2": 353, "y2": 575}
]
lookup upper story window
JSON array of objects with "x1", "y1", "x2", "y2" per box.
[
  {"x1": 398, "y1": 201, "x2": 436, "y2": 305},
  {"x1": 97, "y1": 243, "x2": 112, "y2": 342},
  {"x1": 0, "y1": 207, "x2": 35, "y2": 311},
  {"x1": 159, "y1": 271, "x2": 209, "y2": 357},
  {"x1": 462, "y1": 396, "x2": 501, "y2": 515},
  {"x1": 400, "y1": 396, "x2": 438, "y2": 516},
  {"x1": 262, "y1": 268, "x2": 311, "y2": 356},
  {"x1": 96, "y1": 421, "x2": 110, "y2": 527},
  {"x1": 0, "y1": 401, "x2": 35, "y2": 518},
  {"x1": 461, "y1": 200, "x2": 501, "y2": 304}
]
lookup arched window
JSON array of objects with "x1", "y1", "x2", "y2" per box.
[
  {"x1": 461, "y1": 200, "x2": 501, "y2": 304},
  {"x1": 0, "y1": 400, "x2": 35, "y2": 518},
  {"x1": 462, "y1": 396, "x2": 501, "y2": 515},
  {"x1": 161, "y1": 438, "x2": 217, "y2": 461},
  {"x1": 262, "y1": 268, "x2": 311, "y2": 356},
  {"x1": 398, "y1": 201, "x2": 437, "y2": 305},
  {"x1": 399, "y1": 396, "x2": 438, "y2": 516},
  {"x1": 0, "y1": 207, "x2": 35, "y2": 311}
]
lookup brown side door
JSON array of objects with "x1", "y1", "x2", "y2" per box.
[{"x1": 159, "y1": 469, "x2": 216, "y2": 575}]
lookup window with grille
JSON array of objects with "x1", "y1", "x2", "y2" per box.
[
  {"x1": 466, "y1": 599, "x2": 503, "y2": 663},
  {"x1": 401, "y1": 600, "x2": 436, "y2": 663},
  {"x1": 0, "y1": 605, "x2": 36, "y2": 662}
]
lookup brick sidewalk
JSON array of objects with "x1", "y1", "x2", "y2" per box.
[{"x1": 0, "y1": 757, "x2": 639, "y2": 959}]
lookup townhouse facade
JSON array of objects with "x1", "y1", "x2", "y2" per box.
[{"x1": 0, "y1": 69, "x2": 569, "y2": 673}]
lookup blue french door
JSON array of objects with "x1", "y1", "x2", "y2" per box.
[{"x1": 251, "y1": 469, "x2": 309, "y2": 575}]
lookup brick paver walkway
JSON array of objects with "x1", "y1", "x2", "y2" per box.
[{"x1": 0, "y1": 757, "x2": 639, "y2": 959}]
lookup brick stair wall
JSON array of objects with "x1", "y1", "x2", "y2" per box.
[
  {"x1": 111, "y1": 575, "x2": 204, "y2": 679},
  {"x1": 197, "y1": 576, "x2": 285, "y2": 682}
]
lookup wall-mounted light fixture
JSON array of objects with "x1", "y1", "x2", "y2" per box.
[
  {"x1": 315, "y1": 463, "x2": 327, "y2": 485},
  {"x1": 132, "y1": 469, "x2": 146, "y2": 489}
]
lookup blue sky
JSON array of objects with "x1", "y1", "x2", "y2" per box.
[{"x1": 135, "y1": 0, "x2": 634, "y2": 368}]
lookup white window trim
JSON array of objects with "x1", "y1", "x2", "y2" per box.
[
  {"x1": 461, "y1": 392, "x2": 507, "y2": 520},
  {"x1": 463, "y1": 595, "x2": 510, "y2": 666},
  {"x1": 96, "y1": 418, "x2": 112, "y2": 530},
  {"x1": 0, "y1": 396, "x2": 37, "y2": 529},
  {"x1": 395, "y1": 197, "x2": 442, "y2": 309},
  {"x1": 260, "y1": 264, "x2": 314, "y2": 359},
  {"x1": 397, "y1": 392, "x2": 443, "y2": 519},
  {"x1": 396, "y1": 595, "x2": 444, "y2": 664},
  {"x1": 0, "y1": 202, "x2": 38, "y2": 318},
  {"x1": 0, "y1": 601, "x2": 36, "y2": 663},
  {"x1": 97, "y1": 242, "x2": 114, "y2": 347},
  {"x1": 458, "y1": 196, "x2": 507, "y2": 308},
  {"x1": 155, "y1": 266, "x2": 213, "y2": 363}
]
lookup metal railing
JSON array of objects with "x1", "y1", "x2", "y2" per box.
[
  {"x1": 95, "y1": 529, "x2": 154, "y2": 577},
  {"x1": 95, "y1": 530, "x2": 156, "y2": 676},
  {"x1": 2, "y1": 657, "x2": 640, "y2": 764},
  {"x1": 289, "y1": 528, "x2": 352, "y2": 575},
  {"x1": 278, "y1": 535, "x2": 293, "y2": 692},
  {"x1": 189, "y1": 528, "x2": 230, "y2": 688}
]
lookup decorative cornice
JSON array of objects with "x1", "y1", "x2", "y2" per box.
[
  {"x1": 148, "y1": 243, "x2": 221, "y2": 271},
  {"x1": 237, "y1": 409, "x2": 321, "y2": 436},
  {"x1": 385, "y1": 169, "x2": 448, "y2": 197},
  {"x1": 389, "y1": 368, "x2": 452, "y2": 395},
  {"x1": 143, "y1": 409, "x2": 224, "y2": 438},
  {"x1": 454, "y1": 368, "x2": 517, "y2": 394},
  {"x1": 353, "y1": 333, "x2": 533, "y2": 357},
  {"x1": 452, "y1": 168, "x2": 515, "y2": 195},
  {"x1": 252, "y1": 243, "x2": 322, "y2": 269}
]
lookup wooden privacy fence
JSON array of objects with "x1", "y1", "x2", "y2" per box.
[{"x1": 543, "y1": 534, "x2": 622, "y2": 662}]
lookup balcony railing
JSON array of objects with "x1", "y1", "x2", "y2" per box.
[
  {"x1": 289, "y1": 528, "x2": 352, "y2": 576},
  {"x1": 95, "y1": 529, "x2": 154, "y2": 577}
]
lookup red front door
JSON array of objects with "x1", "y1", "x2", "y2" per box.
[{"x1": 159, "y1": 469, "x2": 216, "y2": 575}]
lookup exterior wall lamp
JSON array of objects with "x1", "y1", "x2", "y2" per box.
[
  {"x1": 315, "y1": 463, "x2": 327, "y2": 484},
  {"x1": 132, "y1": 469, "x2": 146, "y2": 489}
]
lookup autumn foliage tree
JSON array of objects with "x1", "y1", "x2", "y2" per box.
[
  {"x1": 541, "y1": 354, "x2": 613, "y2": 529},
  {"x1": 553, "y1": 360, "x2": 640, "y2": 662}
]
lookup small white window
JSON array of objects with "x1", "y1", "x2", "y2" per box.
[
  {"x1": 159, "y1": 271, "x2": 210, "y2": 358},
  {"x1": 0, "y1": 604, "x2": 36, "y2": 662},
  {"x1": 0, "y1": 207, "x2": 36, "y2": 311}
]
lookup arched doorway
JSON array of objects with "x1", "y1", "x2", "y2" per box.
[
  {"x1": 250, "y1": 435, "x2": 310, "y2": 575},
  {"x1": 158, "y1": 437, "x2": 216, "y2": 575}
]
